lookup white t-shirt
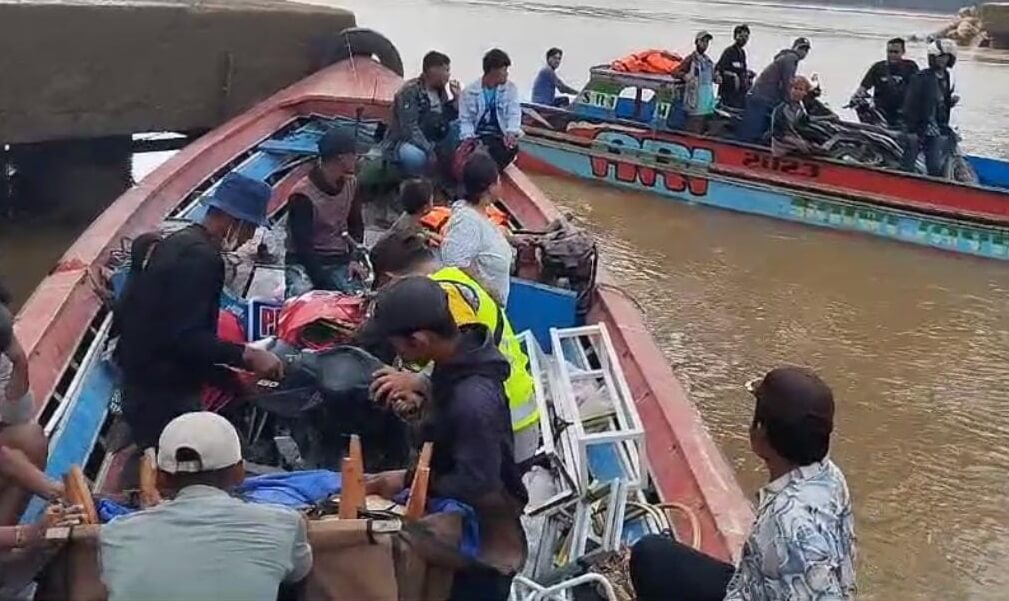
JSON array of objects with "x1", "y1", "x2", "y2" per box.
[{"x1": 440, "y1": 200, "x2": 513, "y2": 305}]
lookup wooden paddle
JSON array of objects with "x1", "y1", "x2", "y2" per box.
[
  {"x1": 62, "y1": 465, "x2": 98, "y2": 525},
  {"x1": 339, "y1": 435, "x2": 365, "y2": 519},
  {"x1": 404, "y1": 442, "x2": 433, "y2": 521}
]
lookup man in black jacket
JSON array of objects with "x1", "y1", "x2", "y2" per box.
[
  {"x1": 851, "y1": 37, "x2": 918, "y2": 128},
  {"x1": 364, "y1": 276, "x2": 527, "y2": 601},
  {"x1": 715, "y1": 24, "x2": 751, "y2": 109},
  {"x1": 901, "y1": 38, "x2": 957, "y2": 176},
  {"x1": 384, "y1": 51, "x2": 461, "y2": 178},
  {"x1": 115, "y1": 173, "x2": 283, "y2": 449}
]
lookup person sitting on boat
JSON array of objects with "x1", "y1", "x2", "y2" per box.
[
  {"x1": 115, "y1": 173, "x2": 284, "y2": 451},
  {"x1": 738, "y1": 37, "x2": 811, "y2": 143},
  {"x1": 1, "y1": 502, "x2": 84, "y2": 596},
  {"x1": 0, "y1": 282, "x2": 66, "y2": 529},
  {"x1": 851, "y1": 37, "x2": 919, "y2": 129},
  {"x1": 441, "y1": 153, "x2": 523, "y2": 306},
  {"x1": 100, "y1": 412, "x2": 313, "y2": 601},
  {"x1": 900, "y1": 38, "x2": 958, "y2": 177},
  {"x1": 673, "y1": 31, "x2": 720, "y2": 134},
  {"x1": 629, "y1": 366, "x2": 856, "y2": 601},
  {"x1": 362, "y1": 277, "x2": 528, "y2": 601},
  {"x1": 384, "y1": 51, "x2": 461, "y2": 179},
  {"x1": 770, "y1": 76, "x2": 816, "y2": 156},
  {"x1": 531, "y1": 47, "x2": 580, "y2": 107},
  {"x1": 715, "y1": 24, "x2": 751, "y2": 109},
  {"x1": 285, "y1": 127, "x2": 367, "y2": 297},
  {"x1": 384, "y1": 177, "x2": 440, "y2": 246},
  {"x1": 459, "y1": 49, "x2": 523, "y2": 172},
  {"x1": 365, "y1": 230, "x2": 540, "y2": 464}
]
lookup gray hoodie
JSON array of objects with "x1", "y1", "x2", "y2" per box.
[{"x1": 750, "y1": 49, "x2": 801, "y2": 103}]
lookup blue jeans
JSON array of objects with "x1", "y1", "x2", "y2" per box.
[
  {"x1": 285, "y1": 263, "x2": 364, "y2": 298},
  {"x1": 738, "y1": 96, "x2": 775, "y2": 143},
  {"x1": 395, "y1": 121, "x2": 460, "y2": 177},
  {"x1": 901, "y1": 132, "x2": 949, "y2": 177}
]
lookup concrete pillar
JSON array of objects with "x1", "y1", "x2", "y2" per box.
[{"x1": 4, "y1": 137, "x2": 132, "y2": 224}]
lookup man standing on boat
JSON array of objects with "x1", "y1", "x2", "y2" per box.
[
  {"x1": 673, "y1": 31, "x2": 720, "y2": 134},
  {"x1": 460, "y1": 49, "x2": 523, "y2": 172},
  {"x1": 115, "y1": 173, "x2": 284, "y2": 450},
  {"x1": 715, "y1": 25, "x2": 751, "y2": 109},
  {"x1": 100, "y1": 412, "x2": 313, "y2": 601},
  {"x1": 738, "y1": 37, "x2": 812, "y2": 143},
  {"x1": 629, "y1": 366, "x2": 856, "y2": 601},
  {"x1": 363, "y1": 277, "x2": 528, "y2": 601},
  {"x1": 531, "y1": 48, "x2": 580, "y2": 107},
  {"x1": 851, "y1": 37, "x2": 919, "y2": 128},
  {"x1": 384, "y1": 51, "x2": 461, "y2": 179},
  {"x1": 285, "y1": 127, "x2": 367, "y2": 297},
  {"x1": 901, "y1": 39, "x2": 958, "y2": 177}
]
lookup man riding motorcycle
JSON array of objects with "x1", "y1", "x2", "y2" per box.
[{"x1": 901, "y1": 39, "x2": 958, "y2": 177}]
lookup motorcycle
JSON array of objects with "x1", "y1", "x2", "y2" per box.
[{"x1": 846, "y1": 94, "x2": 978, "y2": 184}]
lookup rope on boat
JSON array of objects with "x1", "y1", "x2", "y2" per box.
[{"x1": 656, "y1": 502, "x2": 702, "y2": 551}]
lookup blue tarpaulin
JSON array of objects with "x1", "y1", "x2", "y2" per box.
[{"x1": 96, "y1": 470, "x2": 481, "y2": 558}]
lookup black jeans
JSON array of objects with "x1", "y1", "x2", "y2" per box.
[
  {"x1": 449, "y1": 566, "x2": 514, "y2": 601},
  {"x1": 630, "y1": 534, "x2": 735, "y2": 601},
  {"x1": 478, "y1": 134, "x2": 519, "y2": 172},
  {"x1": 122, "y1": 383, "x2": 202, "y2": 449},
  {"x1": 901, "y1": 132, "x2": 949, "y2": 177}
]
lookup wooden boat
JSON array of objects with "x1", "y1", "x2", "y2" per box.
[
  {"x1": 519, "y1": 66, "x2": 1009, "y2": 261},
  {"x1": 12, "y1": 32, "x2": 752, "y2": 596}
]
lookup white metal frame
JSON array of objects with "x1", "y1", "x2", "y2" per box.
[
  {"x1": 511, "y1": 574, "x2": 618, "y2": 601},
  {"x1": 548, "y1": 323, "x2": 648, "y2": 492}
]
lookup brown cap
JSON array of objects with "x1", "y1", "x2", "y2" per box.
[{"x1": 748, "y1": 366, "x2": 834, "y2": 463}]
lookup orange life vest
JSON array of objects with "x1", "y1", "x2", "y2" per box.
[
  {"x1": 610, "y1": 50, "x2": 683, "y2": 75},
  {"x1": 419, "y1": 205, "x2": 509, "y2": 235}
]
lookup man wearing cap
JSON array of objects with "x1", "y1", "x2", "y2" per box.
[
  {"x1": 115, "y1": 173, "x2": 284, "y2": 450},
  {"x1": 285, "y1": 126, "x2": 366, "y2": 298},
  {"x1": 99, "y1": 412, "x2": 313, "y2": 601},
  {"x1": 739, "y1": 37, "x2": 812, "y2": 143},
  {"x1": 673, "y1": 31, "x2": 720, "y2": 134},
  {"x1": 362, "y1": 277, "x2": 527, "y2": 601},
  {"x1": 364, "y1": 231, "x2": 540, "y2": 465},
  {"x1": 715, "y1": 25, "x2": 751, "y2": 109},
  {"x1": 629, "y1": 366, "x2": 856, "y2": 601}
]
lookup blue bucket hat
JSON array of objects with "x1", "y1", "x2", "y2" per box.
[{"x1": 205, "y1": 173, "x2": 272, "y2": 227}]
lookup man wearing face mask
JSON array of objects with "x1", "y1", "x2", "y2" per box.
[{"x1": 115, "y1": 173, "x2": 284, "y2": 450}]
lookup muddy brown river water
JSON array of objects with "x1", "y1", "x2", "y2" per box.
[{"x1": 2, "y1": 0, "x2": 1009, "y2": 598}]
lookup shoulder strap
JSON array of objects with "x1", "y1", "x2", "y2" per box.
[{"x1": 438, "y1": 278, "x2": 505, "y2": 346}]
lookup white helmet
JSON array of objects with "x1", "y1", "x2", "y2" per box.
[{"x1": 927, "y1": 38, "x2": 957, "y2": 58}]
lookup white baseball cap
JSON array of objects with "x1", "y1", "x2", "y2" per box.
[{"x1": 157, "y1": 412, "x2": 242, "y2": 474}]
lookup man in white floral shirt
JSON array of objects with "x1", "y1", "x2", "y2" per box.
[{"x1": 630, "y1": 366, "x2": 856, "y2": 601}]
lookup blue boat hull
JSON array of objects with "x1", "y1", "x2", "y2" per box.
[{"x1": 521, "y1": 137, "x2": 1009, "y2": 261}]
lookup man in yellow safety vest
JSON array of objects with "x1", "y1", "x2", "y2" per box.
[{"x1": 365, "y1": 230, "x2": 540, "y2": 462}]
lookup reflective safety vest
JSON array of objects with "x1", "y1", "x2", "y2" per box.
[{"x1": 430, "y1": 267, "x2": 539, "y2": 433}]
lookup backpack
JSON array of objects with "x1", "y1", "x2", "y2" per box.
[{"x1": 530, "y1": 218, "x2": 598, "y2": 314}]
